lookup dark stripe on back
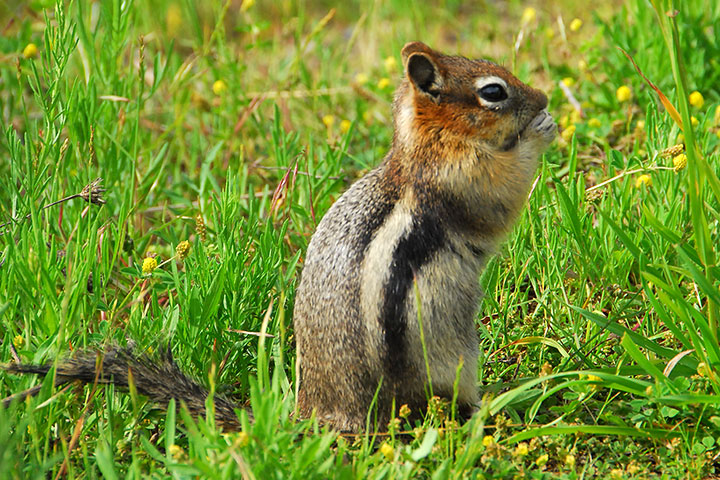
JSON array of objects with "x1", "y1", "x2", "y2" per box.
[{"x1": 380, "y1": 213, "x2": 445, "y2": 378}]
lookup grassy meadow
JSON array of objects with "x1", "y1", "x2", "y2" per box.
[{"x1": 2, "y1": 0, "x2": 720, "y2": 477}]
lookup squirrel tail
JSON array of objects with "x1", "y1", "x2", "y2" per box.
[{"x1": 2, "y1": 346, "x2": 243, "y2": 430}]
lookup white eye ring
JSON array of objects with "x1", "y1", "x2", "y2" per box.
[{"x1": 475, "y1": 76, "x2": 509, "y2": 107}]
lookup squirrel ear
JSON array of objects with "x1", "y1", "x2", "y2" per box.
[{"x1": 406, "y1": 52, "x2": 442, "y2": 98}]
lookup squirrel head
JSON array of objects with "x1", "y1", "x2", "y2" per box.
[{"x1": 393, "y1": 42, "x2": 549, "y2": 154}]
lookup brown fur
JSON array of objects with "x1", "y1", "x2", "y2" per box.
[
  {"x1": 294, "y1": 42, "x2": 555, "y2": 431},
  {"x1": 3, "y1": 43, "x2": 555, "y2": 433}
]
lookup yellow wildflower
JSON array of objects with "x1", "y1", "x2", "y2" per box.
[
  {"x1": 561, "y1": 124, "x2": 576, "y2": 142},
  {"x1": 482, "y1": 435, "x2": 495, "y2": 447},
  {"x1": 673, "y1": 153, "x2": 687, "y2": 172},
  {"x1": 176, "y1": 240, "x2": 191, "y2": 260},
  {"x1": 166, "y1": 4, "x2": 182, "y2": 36},
  {"x1": 635, "y1": 174, "x2": 652, "y2": 188},
  {"x1": 380, "y1": 442, "x2": 394, "y2": 461},
  {"x1": 340, "y1": 119, "x2": 351, "y2": 134},
  {"x1": 565, "y1": 454, "x2": 576, "y2": 467},
  {"x1": 398, "y1": 404, "x2": 411, "y2": 419},
  {"x1": 521, "y1": 7, "x2": 536, "y2": 25},
  {"x1": 569, "y1": 18, "x2": 583, "y2": 32},
  {"x1": 13, "y1": 335, "x2": 24, "y2": 348},
  {"x1": 610, "y1": 468, "x2": 624, "y2": 480},
  {"x1": 212, "y1": 80, "x2": 227, "y2": 96},
  {"x1": 322, "y1": 114, "x2": 335, "y2": 128},
  {"x1": 384, "y1": 56, "x2": 397, "y2": 72},
  {"x1": 168, "y1": 444, "x2": 184, "y2": 460},
  {"x1": 544, "y1": 27, "x2": 555, "y2": 39},
  {"x1": 588, "y1": 117, "x2": 602, "y2": 128},
  {"x1": 691, "y1": 116, "x2": 699, "y2": 127},
  {"x1": 715, "y1": 105, "x2": 720, "y2": 125},
  {"x1": 354, "y1": 72, "x2": 369, "y2": 85},
  {"x1": 616, "y1": 85, "x2": 632, "y2": 102},
  {"x1": 578, "y1": 59, "x2": 588, "y2": 71},
  {"x1": 142, "y1": 257, "x2": 158, "y2": 275},
  {"x1": 689, "y1": 91, "x2": 704, "y2": 108},
  {"x1": 570, "y1": 110, "x2": 582, "y2": 124},
  {"x1": 235, "y1": 431, "x2": 250, "y2": 448},
  {"x1": 536, "y1": 453, "x2": 549, "y2": 466},
  {"x1": 240, "y1": 0, "x2": 255, "y2": 12},
  {"x1": 514, "y1": 443, "x2": 529, "y2": 456},
  {"x1": 377, "y1": 77, "x2": 391, "y2": 90},
  {"x1": 562, "y1": 77, "x2": 575, "y2": 87},
  {"x1": 22, "y1": 43, "x2": 38, "y2": 59}
]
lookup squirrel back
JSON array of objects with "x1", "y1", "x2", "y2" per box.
[{"x1": 3, "y1": 42, "x2": 555, "y2": 433}]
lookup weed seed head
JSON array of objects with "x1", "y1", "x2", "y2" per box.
[
  {"x1": 661, "y1": 144, "x2": 684, "y2": 158},
  {"x1": 176, "y1": 240, "x2": 191, "y2": 260},
  {"x1": 196, "y1": 214, "x2": 207, "y2": 242}
]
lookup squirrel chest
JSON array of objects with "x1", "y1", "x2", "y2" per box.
[{"x1": 293, "y1": 42, "x2": 556, "y2": 431}]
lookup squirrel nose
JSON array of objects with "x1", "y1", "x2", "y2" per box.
[{"x1": 535, "y1": 89, "x2": 548, "y2": 110}]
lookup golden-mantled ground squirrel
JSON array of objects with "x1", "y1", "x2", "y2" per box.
[{"x1": 3, "y1": 42, "x2": 555, "y2": 432}]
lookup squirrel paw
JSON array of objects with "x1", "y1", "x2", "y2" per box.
[{"x1": 525, "y1": 110, "x2": 557, "y2": 144}]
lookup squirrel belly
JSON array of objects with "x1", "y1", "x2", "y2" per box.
[{"x1": 2, "y1": 42, "x2": 555, "y2": 433}]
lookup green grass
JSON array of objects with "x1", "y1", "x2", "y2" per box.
[{"x1": 1, "y1": 0, "x2": 720, "y2": 478}]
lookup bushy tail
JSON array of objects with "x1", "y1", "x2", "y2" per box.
[{"x1": 2, "y1": 346, "x2": 242, "y2": 430}]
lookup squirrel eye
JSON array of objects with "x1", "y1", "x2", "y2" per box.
[{"x1": 478, "y1": 83, "x2": 508, "y2": 103}]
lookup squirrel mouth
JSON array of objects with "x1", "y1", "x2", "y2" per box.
[{"x1": 502, "y1": 110, "x2": 550, "y2": 151}]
